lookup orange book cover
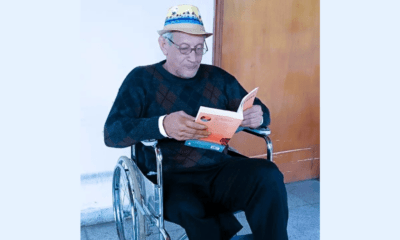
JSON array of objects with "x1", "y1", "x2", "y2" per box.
[
  {"x1": 238, "y1": 87, "x2": 259, "y2": 113},
  {"x1": 185, "y1": 87, "x2": 259, "y2": 150},
  {"x1": 194, "y1": 107, "x2": 243, "y2": 145}
]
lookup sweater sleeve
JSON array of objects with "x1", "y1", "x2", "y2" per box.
[
  {"x1": 104, "y1": 71, "x2": 165, "y2": 148},
  {"x1": 224, "y1": 74, "x2": 271, "y2": 127}
]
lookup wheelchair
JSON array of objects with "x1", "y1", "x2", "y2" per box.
[{"x1": 112, "y1": 127, "x2": 273, "y2": 240}]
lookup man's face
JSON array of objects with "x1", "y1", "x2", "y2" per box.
[{"x1": 162, "y1": 32, "x2": 205, "y2": 79}]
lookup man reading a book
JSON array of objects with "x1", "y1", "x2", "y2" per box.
[{"x1": 104, "y1": 4, "x2": 288, "y2": 240}]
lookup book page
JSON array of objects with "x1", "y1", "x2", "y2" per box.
[
  {"x1": 194, "y1": 106, "x2": 241, "y2": 120},
  {"x1": 237, "y1": 87, "x2": 259, "y2": 113},
  {"x1": 195, "y1": 107, "x2": 243, "y2": 145}
]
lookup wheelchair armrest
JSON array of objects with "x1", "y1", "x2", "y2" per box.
[
  {"x1": 237, "y1": 126, "x2": 271, "y2": 137},
  {"x1": 139, "y1": 139, "x2": 164, "y2": 185},
  {"x1": 234, "y1": 127, "x2": 274, "y2": 162},
  {"x1": 141, "y1": 139, "x2": 159, "y2": 147}
]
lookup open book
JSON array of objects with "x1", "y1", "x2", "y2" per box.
[{"x1": 185, "y1": 87, "x2": 259, "y2": 152}]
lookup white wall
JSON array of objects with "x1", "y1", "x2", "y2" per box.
[{"x1": 80, "y1": 1, "x2": 215, "y2": 175}]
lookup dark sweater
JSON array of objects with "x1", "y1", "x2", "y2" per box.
[{"x1": 104, "y1": 60, "x2": 270, "y2": 173}]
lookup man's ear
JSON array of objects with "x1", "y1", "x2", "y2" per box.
[{"x1": 158, "y1": 36, "x2": 168, "y2": 56}]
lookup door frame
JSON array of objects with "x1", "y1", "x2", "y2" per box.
[{"x1": 212, "y1": 0, "x2": 224, "y2": 67}]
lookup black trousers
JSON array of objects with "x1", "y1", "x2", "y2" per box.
[{"x1": 162, "y1": 158, "x2": 289, "y2": 240}]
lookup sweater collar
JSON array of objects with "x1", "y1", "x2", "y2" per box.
[{"x1": 155, "y1": 60, "x2": 201, "y2": 84}]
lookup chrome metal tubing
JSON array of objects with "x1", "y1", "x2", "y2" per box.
[
  {"x1": 242, "y1": 127, "x2": 271, "y2": 138},
  {"x1": 154, "y1": 143, "x2": 168, "y2": 240},
  {"x1": 158, "y1": 227, "x2": 171, "y2": 240},
  {"x1": 112, "y1": 164, "x2": 124, "y2": 238},
  {"x1": 242, "y1": 127, "x2": 273, "y2": 162},
  {"x1": 265, "y1": 135, "x2": 273, "y2": 162},
  {"x1": 131, "y1": 144, "x2": 136, "y2": 158},
  {"x1": 151, "y1": 216, "x2": 171, "y2": 240},
  {"x1": 133, "y1": 197, "x2": 146, "y2": 216}
]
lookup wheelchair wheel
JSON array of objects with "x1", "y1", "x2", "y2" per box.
[{"x1": 112, "y1": 157, "x2": 146, "y2": 240}]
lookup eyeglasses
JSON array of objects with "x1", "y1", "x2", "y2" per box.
[{"x1": 166, "y1": 38, "x2": 208, "y2": 55}]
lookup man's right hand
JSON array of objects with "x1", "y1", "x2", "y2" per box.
[{"x1": 163, "y1": 111, "x2": 211, "y2": 141}]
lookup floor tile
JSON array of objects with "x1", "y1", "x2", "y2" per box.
[
  {"x1": 287, "y1": 190, "x2": 310, "y2": 208},
  {"x1": 84, "y1": 222, "x2": 119, "y2": 240},
  {"x1": 80, "y1": 227, "x2": 88, "y2": 240},
  {"x1": 287, "y1": 204, "x2": 320, "y2": 240},
  {"x1": 286, "y1": 180, "x2": 320, "y2": 204},
  {"x1": 311, "y1": 202, "x2": 319, "y2": 210}
]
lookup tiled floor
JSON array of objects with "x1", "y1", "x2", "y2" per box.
[{"x1": 81, "y1": 179, "x2": 320, "y2": 240}]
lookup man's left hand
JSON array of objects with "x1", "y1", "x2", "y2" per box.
[{"x1": 241, "y1": 105, "x2": 263, "y2": 128}]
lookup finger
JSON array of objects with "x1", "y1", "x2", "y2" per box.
[
  {"x1": 186, "y1": 120, "x2": 208, "y2": 130},
  {"x1": 181, "y1": 126, "x2": 209, "y2": 136},
  {"x1": 242, "y1": 117, "x2": 262, "y2": 127},
  {"x1": 245, "y1": 104, "x2": 259, "y2": 111},
  {"x1": 194, "y1": 134, "x2": 211, "y2": 139},
  {"x1": 243, "y1": 108, "x2": 255, "y2": 114},
  {"x1": 244, "y1": 111, "x2": 263, "y2": 119},
  {"x1": 195, "y1": 129, "x2": 212, "y2": 136},
  {"x1": 254, "y1": 105, "x2": 263, "y2": 113},
  {"x1": 243, "y1": 108, "x2": 258, "y2": 116},
  {"x1": 252, "y1": 105, "x2": 262, "y2": 111},
  {"x1": 192, "y1": 132, "x2": 212, "y2": 139},
  {"x1": 179, "y1": 111, "x2": 196, "y2": 121},
  {"x1": 180, "y1": 131, "x2": 210, "y2": 140},
  {"x1": 244, "y1": 110, "x2": 262, "y2": 117},
  {"x1": 241, "y1": 119, "x2": 251, "y2": 126}
]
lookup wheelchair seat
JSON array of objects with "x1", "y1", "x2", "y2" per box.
[{"x1": 112, "y1": 127, "x2": 273, "y2": 240}]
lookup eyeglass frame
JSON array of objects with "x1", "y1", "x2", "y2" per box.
[{"x1": 165, "y1": 38, "x2": 208, "y2": 55}]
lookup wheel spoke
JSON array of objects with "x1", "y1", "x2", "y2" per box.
[
  {"x1": 113, "y1": 160, "x2": 144, "y2": 240},
  {"x1": 120, "y1": 170, "x2": 133, "y2": 222}
]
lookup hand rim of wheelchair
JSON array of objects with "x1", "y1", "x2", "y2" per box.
[{"x1": 113, "y1": 157, "x2": 146, "y2": 240}]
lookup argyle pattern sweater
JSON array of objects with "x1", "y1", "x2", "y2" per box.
[{"x1": 104, "y1": 60, "x2": 270, "y2": 173}]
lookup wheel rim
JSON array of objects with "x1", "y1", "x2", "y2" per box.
[{"x1": 112, "y1": 163, "x2": 138, "y2": 240}]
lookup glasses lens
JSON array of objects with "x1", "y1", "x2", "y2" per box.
[
  {"x1": 179, "y1": 44, "x2": 190, "y2": 54},
  {"x1": 195, "y1": 47, "x2": 205, "y2": 55}
]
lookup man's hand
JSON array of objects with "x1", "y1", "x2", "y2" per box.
[
  {"x1": 241, "y1": 105, "x2": 263, "y2": 129},
  {"x1": 163, "y1": 111, "x2": 211, "y2": 141}
]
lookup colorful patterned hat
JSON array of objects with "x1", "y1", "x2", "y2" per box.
[{"x1": 157, "y1": 4, "x2": 213, "y2": 38}]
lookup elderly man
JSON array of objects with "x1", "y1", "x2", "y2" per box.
[{"x1": 104, "y1": 4, "x2": 288, "y2": 240}]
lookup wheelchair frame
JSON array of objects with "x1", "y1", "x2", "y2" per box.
[{"x1": 112, "y1": 127, "x2": 273, "y2": 240}]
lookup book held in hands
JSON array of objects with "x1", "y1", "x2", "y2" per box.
[{"x1": 185, "y1": 87, "x2": 259, "y2": 152}]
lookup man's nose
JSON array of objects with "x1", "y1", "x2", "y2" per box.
[{"x1": 187, "y1": 49, "x2": 197, "y2": 62}]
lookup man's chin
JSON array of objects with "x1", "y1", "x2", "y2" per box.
[{"x1": 178, "y1": 69, "x2": 198, "y2": 79}]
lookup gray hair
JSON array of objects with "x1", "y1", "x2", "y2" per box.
[{"x1": 162, "y1": 32, "x2": 174, "y2": 45}]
